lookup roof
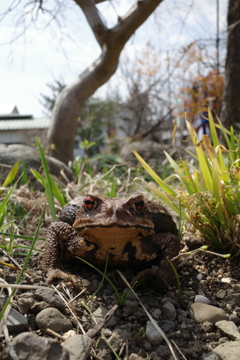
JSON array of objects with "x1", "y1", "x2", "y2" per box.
[
  {"x1": 0, "y1": 117, "x2": 51, "y2": 130},
  {"x1": 0, "y1": 104, "x2": 19, "y2": 115}
]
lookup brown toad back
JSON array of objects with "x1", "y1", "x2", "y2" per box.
[{"x1": 43, "y1": 194, "x2": 180, "y2": 289}]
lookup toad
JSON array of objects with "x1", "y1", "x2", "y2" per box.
[{"x1": 43, "y1": 194, "x2": 180, "y2": 290}]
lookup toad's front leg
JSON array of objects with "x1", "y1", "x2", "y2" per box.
[
  {"x1": 42, "y1": 221, "x2": 77, "y2": 284},
  {"x1": 139, "y1": 232, "x2": 180, "y2": 290}
]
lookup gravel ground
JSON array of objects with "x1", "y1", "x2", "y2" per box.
[{"x1": 1, "y1": 190, "x2": 240, "y2": 360}]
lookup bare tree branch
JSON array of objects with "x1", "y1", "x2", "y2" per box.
[
  {"x1": 111, "y1": 0, "x2": 162, "y2": 47},
  {"x1": 74, "y1": 0, "x2": 107, "y2": 48},
  {"x1": 48, "y1": 0, "x2": 163, "y2": 162}
]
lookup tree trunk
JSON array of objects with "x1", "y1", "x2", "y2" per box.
[
  {"x1": 47, "y1": 0, "x2": 163, "y2": 163},
  {"x1": 221, "y1": 0, "x2": 240, "y2": 129}
]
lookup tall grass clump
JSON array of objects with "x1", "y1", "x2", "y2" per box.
[{"x1": 134, "y1": 109, "x2": 240, "y2": 255}]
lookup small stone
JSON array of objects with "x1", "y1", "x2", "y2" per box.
[
  {"x1": 34, "y1": 288, "x2": 64, "y2": 310},
  {"x1": 0, "y1": 268, "x2": 4, "y2": 278},
  {"x1": 189, "y1": 303, "x2": 228, "y2": 324},
  {"x1": 30, "y1": 301, "x2": 50, "y2": 314},
  {"x1": 92, "y1": 306, "x2": 117, "y2": 327},
  {"x1": 123, "y1": 288, "x2": 136, "y2": 301},
  {"x1": 145, "y1": 320, "x2": 163, "y2": 346},
  {"x1": 129, "y1": 354, "x2": 145, "y2": 360},
  {"x1": 81, "y1": 279, "x2": 91, "y2": 287},
  {"x1": 221, "y1": 277, "x2": 232, "y2": 283},
  {"x1": 62, "y1": 330, "x2": 76, "y2": 340},
  {"x1": 204, "y1": 340, "x2": 240, "y2": 360},
  {"x1": 229, "y1": 313, "x2": 240, "y2": 324},
  {"x1": 162, "y1": 302, "x2": 176, "y2": 321},
  {"x1": 108, "y1": 329, "x2": 131, "y2": 351},
  {"x1": 123, "y1": 300, "x2": 138, "y2": 315},
  {"x1": 101, "y1": 328, "x2": 112, "y2": 337},
  {"x1": 215, "y1": 289, "x2": 226, "y2": 299},
  {"x1": 6, "y1": 308, "x2": 28, "y2": 333},
  {"x1": 223, "y1": 293, "x2": 240, "y2": 308},
  {"x1": 194, "y1": 295, "x2": 211, "y2": 304},
  {"x1": 2, "y1": 332, "x2": 69, "y2": 360},
  {"x1": 201, "y1": 353, "x2": 219, "y2": 359},
  {"x1": 17, "y1": 296, "x2": 35, "y2": 314},
  {"x1": 153, "y1": 308, "x2": 161, "y2": 316},
  {"x1": 62, "y1": 334, "x2": 92, "y2": 360},
  {"x1": 161, "y1": 321, "x2": 176, "y2": 333},
  {"x1": 215, "y1": 320, "x2": 240, "y2": 340},
  {"x1": 143, "y1": 341, "x2": 152, "y2": 351},
  {"x1": 36, "y1": 307, "x2": 72, "y2": 332},
  {"x1": 196, "y1": 274, "x2": 203, "y2": 281}
]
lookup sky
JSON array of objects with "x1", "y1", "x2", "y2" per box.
[{"x1": 0, "y1": 0, "x2": 228, "y2": 118}]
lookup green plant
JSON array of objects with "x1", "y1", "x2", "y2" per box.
[
  {"x1": 32, "y1": 138, "x2": 67, "y2": 220},
  {"x1": 134, "y1": 109, "x2": 240, "y2": 255},
  {"x1": 1, "y1": 162, "x2": 19, "y2": 188},
  {"x1": 77, "y1": 256, "x2": 141, "y2": 306},
  {"x1": 0, "y1": 206, "x2": 45, "y2": 326}
]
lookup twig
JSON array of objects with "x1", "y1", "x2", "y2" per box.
[
  {"x1": 86, "y1": 304, "x2": 118, "y2": 338},
  {"x1": 119, "y1": 340, "x2": 126, "y2": 357},
  {"x1": 172, "y1": 339, "x2": 187, "y2": 360},
  {"x1": 0, "y1": 248, "x2": 32, "y2": 283},
  {"x1": 89, "y1": 351, "x2": 104, "y2": 360},
  {"x1": 0, "y1": 278, "x2": 13, "y2": 337},
  {"x1": 116, "y1": 270, "x2": 178, "y2": 360},
  {"x1": 68, "y1": 288, "x2": 86, "y2": 304},
  {"x1": 51, "y1": 284, "x2": 86, "y2": 334},
  {"x1": 44, "y1": 328, "x2": 65, "y2": 341},
  {"x1": 3, "y1": 324, "x2": 18, "y2": 360}
]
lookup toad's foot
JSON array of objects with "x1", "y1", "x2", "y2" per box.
[{"x1": 45, "y1": 268, "x2": 80, "y2": 289}]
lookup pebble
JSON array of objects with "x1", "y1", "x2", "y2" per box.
[
  {"x1": 145, "y1": 320, "x2": 163, "y2": 346},
  {"x1": 92, "y1": 306, "x2": 117, "y2": 327},
  {"x1": 123, "y1": 300, "x2": 138, "y2": 315},
  {"x1": 123, "y1": 288, "x2": 136, "y2": 301},
  {"x1": 194, "y1": 295, "x2": 211, "y2": 304},
  {"x1": 62, "y1": 330, "x2": 76, "y2": 340},
  {"x1": 153, "y1": 308, "x2": 161, "y2": 316},
  {"x1": 221, "y1": 277, "x2": 232, "y2": 283},
  {"x1": 62, "y1": 334, "x2": 92, "y2": 360},
  {"x1": 2, "y1": 332, "x2": 69, "y2": 359},
  {"x1": 196, "y1": 274, "x2": 203, "y2": 281},
  {"x1": 161, "y1": 321, "x2": 176, "y2": 333},
  {"x1": 202, "y1": 340, "x2": 240, "y2": 360},
  {"x1": 34, "y1": 288, "x2": 64, "y2": 310},
  {"x1": 30, "y1": 301, "x2": 51, "y2": 314},
  {"x1": 229, "y1": 313, "x2": 240, "y2": 324},
  {"x1": 36, "y1": 307, "x2": 72, "y2": 332},
  {"x1": 189, "y1": 303, "x2": 228, "y2": 324},
  {"x1": 215, "y1": 289, "x2": 226, "y2": 299},
  {"x1": 108, "y1": 328, "x2": 132, "y2": 351},
  {"x1": 129, "y1": 354, "x2": 145, "y2": 360},
  {"x1": 6, "y1": 308, "x2": 28, "y2": 333},
  {"x1": 17, "y1": 295, "x2": 35, "y2": 314},
  {"x1": 223, "y1": 293, "x2": 240, "y2": 308},
  {"x1": 215, "y1": 320, "x2": 240, "y2": 340},
  {"x1": 162, "y1": 302, "x2": 176, "y2": 321}
]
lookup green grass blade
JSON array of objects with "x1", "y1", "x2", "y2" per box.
[
  {"x1": 0, "y1": 206, "x2": 45, "y2": 324},
  {"x1": 2, "y1": 161, "x2": 19, "y2": 187},
  {"x1": 208, "y1": 108, "x2": 219, "y2": 148},
  {"x1": 35, "y1": 138, "x2": 56, "y2": 220},
  {"x1": 164, "y1": 152, "x2": 195, "y2": 195},
  {"x1": 186, "y1": 120, "x2": 213, "y2": 191},
  {"x1": 132, "y1": 149, "x2": 176, "y2": 196}
]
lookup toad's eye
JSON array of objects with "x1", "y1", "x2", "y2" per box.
[
  {"x1": 135, "y1": 199, "x2": 144, "y2": 211},
  {"x1": 84, "y1": 197, "x2": 95, "y2": 211}
]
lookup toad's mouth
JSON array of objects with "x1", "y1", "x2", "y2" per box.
[
  {"x1": 74, "y1": 225, "x2": 155, "y2": 246},
  {"x1": 74, "y1": 223, "x2": 154, "y2": 231}
]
